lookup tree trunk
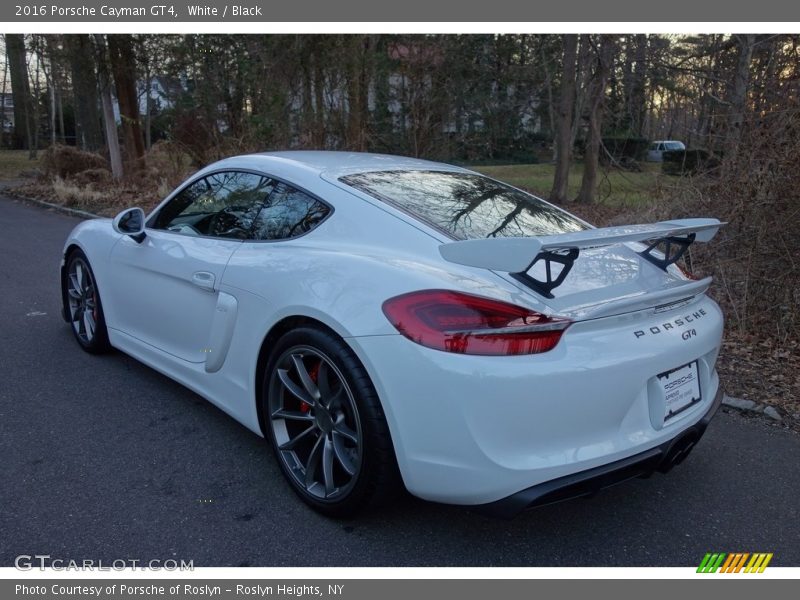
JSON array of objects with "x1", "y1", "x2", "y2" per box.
[
  {"x1": 300, "y1": 43, "x2": 314, "y2": 146},
  {"x1": 6, "y1": 34, "x2": 36, "y2": 156},
  {"x1": 223, "y1": 39, "x2": 245, "y2": 139},
  {"x1": 56, "y1": 78, "x2": 65, "y2": 143},
  {"x1": 107, "y1": 35, "x2": 145, "y2": 168},
  {"x1": 312, "y1": 46, "x2": 326, "y2": 148},
  {"x1": 67, "y1": 35, "x2": 103, "y2": 151},
  {"x1": 49, "y1": 78, "x2": 56, "y2": 146},
  {"x1": 575, "y1": 35, "x2": 614, "y2": 205},
  {"x1": 549, "y1": 34, "x2": 578, "y2": 204},
  {"x1": 539, "y1": 39, "x2": 557, "y2": 161},
  {"x1": 143, "y1": 69, "x2": 152, "y2": 150},
  {"x1": 570, "y1": 35, "x2": 592, "y2": 152},
  {"x1": 0, "y1": 49, "x2": 8, "y2": 148},
  {"x1": 371, "y1": 36, "x2": 392, "y2": 147},
  {"x1": 725, "y1": 34, "x2": 756, "y2": 164},
  {"x1": 94, "y1": 35, "x2": 123, "y2": 180},
  {"x1": 346, "y1": 36, "x2": 368, "y2": 151},
  {"x1": 630, "y1": 35, "x2": 648, "y2": 137}
]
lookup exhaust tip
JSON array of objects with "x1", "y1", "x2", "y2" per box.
[{"x1": 658, "y1": 431, "x2": 700, "y2": 473}]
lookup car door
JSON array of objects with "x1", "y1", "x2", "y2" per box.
[{"x1": 105, "y1": 171, "x2": 275, "y2": 363}]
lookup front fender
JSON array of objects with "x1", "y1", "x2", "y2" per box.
[{"x1": 59, "y1": 218, "x2": 118, "y2": 324}]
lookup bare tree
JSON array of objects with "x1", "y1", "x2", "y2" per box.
[
  {"x1": 94, "y1": 35, "x2": 123, "y2": 180},
  {"x1": 549, "y1": 34, "x2": 578, "y2": 203},
  {"x1": 5, "y1": 34, "x2": 36, "y2": 157},
  {"x1": 575, "y1": 35, "x2": 614, "y2": 205},
  {"x1": 620, "y1": 34, "x2": 648, "y2": 136},
  {"x1": 724, "y1": 34, "x2": 756, "y2": 166},
  {"x1": 67, "y1": 35, "x2": 103, "y2": 151},
  {"x1": 107, "y1": 35, "x2": 146, "y2": 168},
  {"x1": 1, "y1": 40, "x2": 8, "y2": 148}
]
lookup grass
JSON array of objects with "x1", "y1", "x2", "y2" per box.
[
  {"x1": 51, "y1": 177, "x2": 106, "y2": 209},
  {"x1": 0, "y1": 149, "x2": 41, "y2": 180},
  {"x1": 472, "y1": 161, "x2": 665, "y2": 206}
]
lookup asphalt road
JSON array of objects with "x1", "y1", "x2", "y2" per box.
[{"x1": 1, "y1": 194, "x2": 799, "y2": 567}]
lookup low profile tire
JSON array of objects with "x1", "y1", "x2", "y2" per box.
[
  {"x1": 63, "y1": 249, "x2": 111, "y2": 354},
  {"x1": 263, "y1": 326, "x2": 400, "y2": 517}
]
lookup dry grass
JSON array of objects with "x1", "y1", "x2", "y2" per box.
[
  {"x1": 51, "y1": 177, "x2": 105, "y2": 209},
  {"x1": 8, "y1": 141, "x2": 198, "y2": 217},
  {"x1": 0, "y1": 149, "x2": 41, "y2": 180}
]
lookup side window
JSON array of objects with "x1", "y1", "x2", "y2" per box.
[
  {"x1": 153, "y1": 171, "x2": 275, "y2": 239},
  {"x1": 252, "y1": 183, "x2": 331, "y2": 241},
  {"x1": 658, "y1": 143, "x2": 665, "y2": 151}
]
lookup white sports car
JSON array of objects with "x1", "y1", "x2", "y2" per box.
[{"x1": 61, "y1": 152, "x2": 724, "y2": 517}]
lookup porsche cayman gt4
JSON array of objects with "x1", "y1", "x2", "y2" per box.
[{"x1": 61, "y1": 152, "x2": 724, "y2": 517}]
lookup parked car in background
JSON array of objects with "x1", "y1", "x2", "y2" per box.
[{"x1": 647, "y1": 140, "x2": 686, "y2": 162}]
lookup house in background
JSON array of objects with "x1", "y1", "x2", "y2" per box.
[
  {"x1": 111, "y1": 75, "x2": 186, "y2": 123},
  {"x1": 0, "y1": 92, "x2": 14, "y2": 132},
  {"x1": 138, "y1": 76, "x2": 185, "y2": 114}
]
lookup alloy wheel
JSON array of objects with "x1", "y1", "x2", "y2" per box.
[
  {"x1": 268, "y1": 346, "x2": 362, "y2": 501},
  {"x1": 66, "y1": 257, "x2": 98, "y2": 343}
]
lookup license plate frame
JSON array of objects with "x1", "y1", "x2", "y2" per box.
[{"x1": 658, "y1": 361, "x2": 701, "y2": 421}]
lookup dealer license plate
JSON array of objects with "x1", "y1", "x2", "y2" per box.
[{"x1": 658, "y1": 361, "x2": 701, "y2": 421}]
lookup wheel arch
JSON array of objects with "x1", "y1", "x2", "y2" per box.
[
  {"x1": 254, "y1": 315, "x2": 344, "y2": 437},
  {"x1": 252, "y1": 314, "x2": 398, "y2": 462},
  {"x1": 60, "y1": 243, "x2": 84, "y2": 322}
]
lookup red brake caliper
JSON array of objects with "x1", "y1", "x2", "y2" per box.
[{"x1": 301, "y1": 361, "x2": 321, "y2": 413}]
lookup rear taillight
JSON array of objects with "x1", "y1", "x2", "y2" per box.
[{"x1": 382, "y1": 290, "x2": 570, "y2": 356}]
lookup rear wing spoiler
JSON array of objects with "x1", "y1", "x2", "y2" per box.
[{"x1": 439, "y1": 218, "x2": 724, "y2": 298}]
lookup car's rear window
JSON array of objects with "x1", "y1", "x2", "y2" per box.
[{"x1": 340, "y1": 170, "x2": 587, "y2": 240}]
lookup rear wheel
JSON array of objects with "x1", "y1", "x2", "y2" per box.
[
  {"x1": 263, "y1": 326, "x2": 400, "y2": 517},
  {"x1": 64, "y1": 250, "x2": 111, "y2": 354}
]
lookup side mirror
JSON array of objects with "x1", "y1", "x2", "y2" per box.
[{"x1": 112, "y1": 207, "x2": 146, "y2": 243}]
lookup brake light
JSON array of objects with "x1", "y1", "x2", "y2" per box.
[{"x1": 382, "y1": 290, "x2": 570, "y2": 356}]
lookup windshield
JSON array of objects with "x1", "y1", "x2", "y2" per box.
[{"x1": 340, "y1": 170, "x2": 587, "y2": 240}]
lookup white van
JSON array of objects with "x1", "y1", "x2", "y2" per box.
[{"x1": 647, "y1": 140, "x2": 686, "y2": 162}]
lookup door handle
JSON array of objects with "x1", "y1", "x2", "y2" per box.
[{"x1": 191, "y1": 271, "x2": 216, "y2": 291}]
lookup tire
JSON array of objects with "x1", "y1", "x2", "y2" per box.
[
  {"x1": 63, "y1": 249, "x2": 111, "y2": 354},
  {"x1": 262, "y1": 326, "x2": 401, "y2": 517}
]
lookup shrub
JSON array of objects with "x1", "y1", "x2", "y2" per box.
[
  {"x1": 142, "y1": 140, "x2": 194, "y2": 191},
  {"x1": 51, "y1": 177, "x2": 105, "y2": 208},
  {"x1": 661, "y1": 149, "x2": 720, "y2": 176},
  {"x1": 71, "y1": 168, "x2": 113, "y2": 186},
  {"x1": 634, "y1": 109, "x2": 800, "y2": 341},
  {"x1": 40, "y1": 144, "x2": 108, "y2": 180}
]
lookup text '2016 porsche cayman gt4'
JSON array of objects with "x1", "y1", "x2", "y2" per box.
[{"x1": 61, "y1": 152, "x2": 724, "y2": 517}]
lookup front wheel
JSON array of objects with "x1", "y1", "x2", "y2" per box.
[
  {"x1": 63, "y1": 250, "x2": 111, "y2": 354},
  {"x1": 263, "y1": 327, "x2": 400, "y2": 517}
]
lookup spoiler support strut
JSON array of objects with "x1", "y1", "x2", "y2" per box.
[
  {"x1": 510, "y1": 248, "x2": 579, "y2": 299},
  {"x1": 638, "y1": 233, "x2": 696, "y2": 271}
]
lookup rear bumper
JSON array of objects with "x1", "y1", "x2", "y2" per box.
[
  {"x1": 349, "y1": 295, "x2": 724, "y2": 506},
  {"x1": 475, "y1": 386, "x2": 724, "y2": 518}
]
